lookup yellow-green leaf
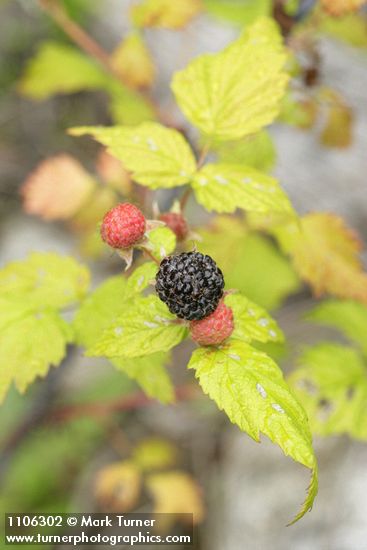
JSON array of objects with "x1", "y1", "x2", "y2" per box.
[
  {"x1": 146, "y1": 227, "x2": 177, "y2": 260},
  {"x1": 88, "y1": 295, "x2": 188, "y2": 358},
  {"x1": 70, "y1": 122, "x2": 196, "y2": 189},
  {"x1": 132, "y1": 438, "x2": 178, "y2": 471},
  {"x1": 111, "y1": 353, "x2": 175, "y2": 403},
  {"x1": 213, "y1": 130, "x2": 276, "y2": 172},
  {"x1": 171, "y1": 18, "x2": 289, "y2": 140},
  {"x1": 203, "y1": 0, "x2": 271, "y2": 25},
  {"x1": 192, "y1": 163, "x2": 294, "y2": 214},
  {"x1": 189, "y1": 339, "x2": 318, "y2": 522},
  {"x1": 0, "y1": 252, "x2": 90, "y2": 310},
  {"x1": 131, "y1": 0, "x2": 202, "y2": 29},
  {"x1": 18, "y1": 42, "x2": 108, "y2": 100},
  {"x1": 110, "y1": 31, "x2": 155, "y2": 90}
]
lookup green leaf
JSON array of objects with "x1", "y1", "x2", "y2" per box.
[
  {"x1": 70, "y1": 122, "x2": 197, "y2": 189},
  {"x1": 0, "y1": 309, "x2": 72, "y2": 402},
  {"x1": 0, "y1": 252, "x2": 90, "y2": 309},
  {"x1": 146, "y1": 227, "x2": 177, "y2": 260},
  {"x1": 307, "y1": 300, "x2": 367, "y2": 357},
  {"x1": 213, "y1": 130, "x2": 276, "y2": 172},
  {"x1": 18, "y1": 42, "x2": 108, "y2": 100},
  {"x1": 225, "y1": 293, "x2": 284, "y2": 344},
  {"x1": 126, "y1": 262, "x2": 157, "y2": 293},
  {"x1": 189, "y1": 339, "x2": 317, "y2": 522},
  {"x1": 320, "y1": 13, "x2": 367, "y2": 48},
  {"x1": 203, "y1": 0, "x2": 271, "y2": 25},
  {"x1": 88, "y1": 295, "x2": 188, "y2": 358},
  {"x1": 289, "y1": 343, "x2": 367, "y2": 440},
  {"x1": 192, "y1": 163, "x2": 294, "y2": 214},
  {"x1": 111, "y1": 353, "x2": 175, "y2": 403},
  {"x1": 107, "y1": 80, "x2": 156, "y2": 125},
  {"x1": 171, "y1": 18, "x2": 288, "y2": 141},
  {"x1": 199, "y1": 217, "x2": 300, "y2": 310}
]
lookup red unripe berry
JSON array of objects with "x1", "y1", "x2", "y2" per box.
[
  {"x1": 159, "y1": 212, "x2": 188, "y2": 241},
  {"x1": 190, "y1": 300, "x2": 234, "y2": 346},
  {"x1": 100, "y1": 203, "x2": 146, "y2": 249}
]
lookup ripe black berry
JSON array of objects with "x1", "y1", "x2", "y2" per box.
[{"x1": 155, "y1": 252, "x2": 225, "y2": 321}]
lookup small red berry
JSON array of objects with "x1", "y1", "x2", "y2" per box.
[
  {"x1": 159, "y1": 212, "x2": 188, "y2": 241},
  {"x1": 190, "y1": 300, "x2": 234, "y2": 346},
  {"x1": 101, "y1": 203, "x2": 146, "y2": 249}
]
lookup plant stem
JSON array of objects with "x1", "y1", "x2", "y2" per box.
[
  {"x1": 49, "y1": 384, "x2": 197, "y2": 423},
  {"x1": 141, "y1": 247, "x2": 161, "y2": 265}
]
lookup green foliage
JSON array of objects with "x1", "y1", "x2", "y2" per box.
[
  {"x1": 18, "y1": 42, "x2": 108, "y2": 99},
  {"x1": 203, "y1": 0, "x2": 271, "y2": 25},
  {"x1": 0, "y1": 253, "x2": 89, "y2": 402},
  {"x1": 106, "y1": 80, "x2": 156, "y2": 125},
  {"x1": 112, "y1": 353, "x2": 175, "y2": 404},
  {"x1": 289, "y1": 343, "x2": 367, "y2": 439},
  {"x1": 70, "y1": 123, "x2": 197, "y2": 188},
  {"x1": 225, "y1": 293, "x2": 284, "y2": 344},
  {"x1": 171, "y1": 18, "x2": 289, "y2": 141},
  {"x1": 213, "y1": 131, "x2": 276, "y2": 172},
  {"x1": 88, "y1": 295, "x2": 188, "y2": 358},
  {"x1": 188, "y1": 339, "x2": 318, "y2": 522},
  {"x1": 320, "y1": 13, "x2": 367, "y2": 48},
  {"x1": 146, "y1": 227, "x2": 177, "y2": 260},
  {"x1": 199, "y1": 217, "x2": 300, "y2": 309},
  {"x1": 306, "y1": 300, "x2": 367, "y2": 357},
  {"x1": 192, "y1": 163, "x2": 294, "y2": 214}
]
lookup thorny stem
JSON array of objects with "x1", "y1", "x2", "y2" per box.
[{"x1": 179, "y1": 141, "x2": 211, "y2": 211}]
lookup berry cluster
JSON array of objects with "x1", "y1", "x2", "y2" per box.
[{"x1": 155, "y1": 252, "x2": 224, "y2": 321}]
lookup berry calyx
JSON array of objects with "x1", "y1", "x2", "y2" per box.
[
  {"x1": 190, "y1": 300, "x2": 234, "y2": 346},
  {"x1": 159, "y1": 212, "x2": 188, "y2": 241},
  {"x1": 155, "y1": 251, "x2": 224, "y2": 321},
  {"x1": 100, "y1": 203, "x2": 146, "y2": 249}
]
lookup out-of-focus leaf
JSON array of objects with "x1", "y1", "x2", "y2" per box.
[
  {"x1": 111, "y1": 32, "x2": 155, "y2": 90},
  {"x1": 213, "y1": 131, "x2": 276, "y2": 172},
  {"x1": 132, "y1": 438, "x2": 178, "y2": 471},
  {"x1": 199, "y1": 217, "x2": 300, "y2": 310},
  {"x1": 171, "y1": 18, "x2": 288, "y2": 141},
  {"x1": 146, "y1": 471, "x2": 204, "y2": 523},
  {"x1": 192, "y1": 163, "x2": 294, "y2": 214},
  {"x1": 0, "y1": 252, "x2": 90, "y2": 309},
  {"x1": 320, "y1": 12, "x2": 367, "y2": 47},
  {"x1": 111, "y1": 353, "x2": 175, "y2": 403},
  {"x1": 146, "y1": 227, "x2": 177, "y2": 260},
  {"x1": 107, "y1": 81, "x2": 156, "y2": 125},
  {"x1": 21, "y1": 155, "x2": 96, "y2": 221},
  {"x1": 18, "y1": 42, "x2": 108, "y2": 99},
  {"x1": 131, "y1": 0, "x2": 202, "y2": 29},
  {"x1": 70, "y1": 123, "x2": 196, "y2": 189},
  {"x1": 95, "y1": 461, "x2": 142, "y2": 511},
  {"x1": 289, "y1": 343, "x2": 367, "y2": 439},
  {"x1": 279, "y1": 93, "x2": 318, "y2": 129},
  {"x1": 306, "y1": 300, "x2": 367, "y2": 356},
  {"x1": 88, "y1": 295, "x2": 188, "y2": 358},
  {"x1": 319, "y1": 89, "x2": 353, "y2": 148},
  {"x1": 321, "y1": 0, "x2": 367, "y2": 17},
  {"x1": 96, "y1": 150, "x2": 132, "y2": 194},
  {"x1": 203, "y1": 0, "x2": 271, "y2": 25},
  {"x1": 188, "y1": 339, "x2": 318, "y2": 523},
  {"x1": 274, "y1": 213, "x2": 367, "y2": 304}
]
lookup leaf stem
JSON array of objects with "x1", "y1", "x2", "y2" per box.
[{"x1": 141, "y1": 247, "x2": 161, "y2": 265}]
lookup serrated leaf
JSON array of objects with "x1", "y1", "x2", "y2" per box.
[
  {"x1": 203, "y1": 0, "x2": 271, "y2": 25},
  {"x1": 21, "y1": 155, "x2": 96, "y2": 221},
  {"x1": 274, "y1": 213, "x2": 367, "y2": 303},
  {"x1": 146, "y1": 227, "x2": 177, "y2": 260},
  {"x1": 111, "y1": 31, "x2": 155, "y2": 90},
  {"x1": 18, "y1": 42, "x2": 108, "y2": 100},
  {"x1": 225, "y1": 293, "x2": 284, "y2": 344},
  {"x1": 171, "y1": 18, "x2": 288, "y2": 141},
  {"x1": 131, "y1": 0, "x2": 202, "y2": 29},
  {"x1": 146, "y1": 471, "x2": 204, "y2": 523},
  {"x1": 0, "y1": 252, "x2": 90, "y2": 309},
  {"x1": 189, "y1": 339, "x2": 317, "y2": 522},
  {"x1": 95, "y1": 460, "x2": 142, "y2": 511},
  {"x1": 213, "y1": 131, "x2": 276, "y2": 172},
  {"x1": 0, "y1": 309, "x2": 72, "y2": 402},
  {"x1": 88, "y1": 295, "x2": 188, "y2": 358},
  {"x1": 192, "y1": 163, "x2": 294, "y2": 214},
  {"x1": 199, "y1": 217, "x2": 300, "y2": 310},
  {"x1": 132, "y1": 438, "x2": 178, "y2": 471},
  {"x1": 70, "y1": 122, "x2": 196, "y2": 189},
  {"x1": 289, "y1": 343, "x2": 367, "y2": 439},
  {"x1": 126, "y1": 262, "x2": 157, "y2": 293},
  {"x1": 307, "y1": 300, "x2": 367, "y2": 357},
  {"x1": 111, "y1": 353, "x2": 175, "y2": 403}
]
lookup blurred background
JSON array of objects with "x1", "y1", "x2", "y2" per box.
[{"x1": 1, "y1": 1, "x2": 367, "y2": 548}]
